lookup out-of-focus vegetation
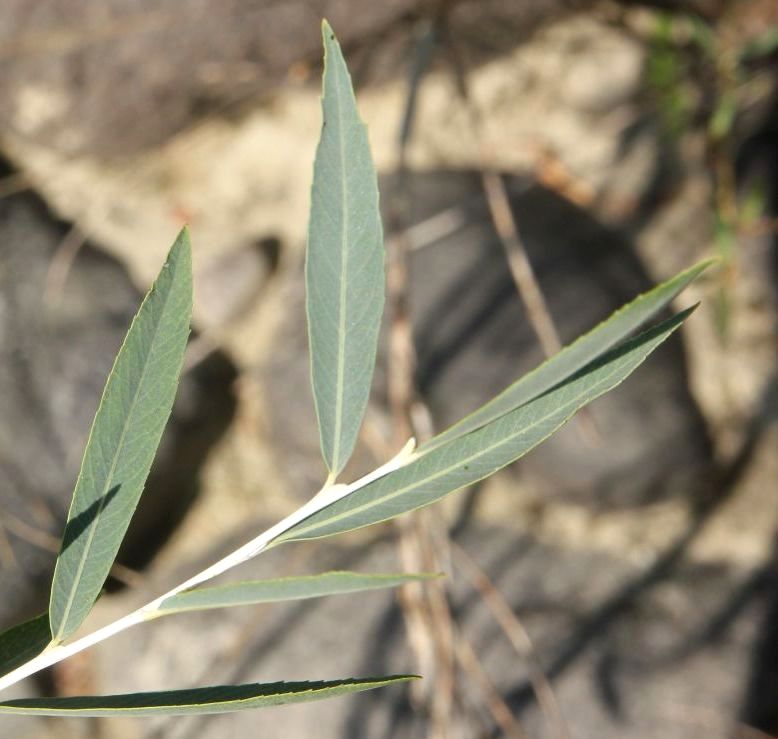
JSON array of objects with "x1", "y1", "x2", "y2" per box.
[{"x1": 643, "y1": 3, "x2": 778, "y2": 336}]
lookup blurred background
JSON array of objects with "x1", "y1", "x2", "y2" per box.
[{"x1": 0, "y1": 1, "x2": 776, "y2": 737}]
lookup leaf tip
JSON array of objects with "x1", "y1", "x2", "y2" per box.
[
  {"x1": 686, "y1": 300, "x2": 701, "y2": 316},
  {"x1": 691, "y1": 256, "x2": 719, "y2": 277},
  {"x1": 410, "y1": 572, "x2": 446, "y2": 583},
  {"x1": 172, "y1": 225, "x2": 192, "y2": 257},
  {"x1": 165, "y1": 228, "x2": 193, "y2": 287},
  {"x1": 321, "y1": 19, "x2": 335, "y2": 43},
  {"x1": 383, "y1": 674, "x2": 422, "y2": 684}
]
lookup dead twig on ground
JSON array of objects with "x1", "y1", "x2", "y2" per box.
[
  {"x1": 0, "y1": 521, "x2": 17, "y2": 569},
  {"x1": 455, "y1": 628, "x2": 530, "y2": 739},
  {"x1": 385, "y1": 19, "x2": 462, "y2": 737},
  {"x1": 44, "y1": 224, "x2": 86, "y2": 306},
  {"x1": 451, "y1": 540, "x2": 572, "y2": 739},
  {"x1": 0, "y1": 506, "x2": 141, "y2": 588},
  {"x1": 444, "y1": 29, "x2": 601, "y2": 445}
]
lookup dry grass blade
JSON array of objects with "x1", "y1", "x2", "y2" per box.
[
  {"x1": 0, "y1": 506, "x2": 141, "y2": 588},
  {"x1": 0, "y1": 523, "x2": 16, "y2": 569},
  {"x1": 383, "y1": 22, "x2": 462, "y2": 738},
  {"x1": 43, "y1": 225, "x2": 86, "y2": 306},
  {"x1": 444, "y1": 34, "x2": 600, "y2": 445},
  {"x1": 479, "y1": 169, "x2": 563, "y2": 358},
  {"x1": 451, "y1": 540, "x2": 571, "y2": 739},
  {"x1": 456, "y1": 629, "x2": 529, "y2": 739},
  {"x1": 445, "y1": 36, "x2": 562, "y2": 361}
]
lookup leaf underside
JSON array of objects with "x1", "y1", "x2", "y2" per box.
[
  {"x1": 49, "y1": 229, "x2": 193, "y2": 643},
  {"x1": 0, "y1": 676, "x2": 417, "y2": 717},
  {"x1": 421, "y1": 259, "x2": 713, "y2": 454},
  {"x1": 306, "y1": 20, "x2": 385, "y2": 478},
  {"x1": 275, "y1": 307, "x2": 695, "y2": 544},
  {"x1": 158, "y1": 571, "x2": 438, "y2": 615}
]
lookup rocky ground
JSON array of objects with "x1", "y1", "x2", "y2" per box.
[{"x1": 0, "y1": 2, "x2": 776, "y2": 738}]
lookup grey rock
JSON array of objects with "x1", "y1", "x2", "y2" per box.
[
  {"x1": 74, "y1": 519, "x2": 771, "y2": 739},
  {"x1": 0, "y1": 157, "x2": 238, "y2": 632},
  {"x1": 0, "y1": 0, "x2": 625, "y2": 161}
]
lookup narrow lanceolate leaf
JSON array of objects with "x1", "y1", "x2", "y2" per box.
[
  {"x1": 49, "y1": 230, "x2": 192, "y2": 643},
  {"x1": 0, "y1": 614, "x2": 51, "y2": 678},
  {"x1": 157, "y1": 571, "x2": 438, "y2": 615},
  {"x1": 306, "y1": 20, "x2": 385, "y2": 479},
  {"x1": 0, "y1": 676, "x2": 417, "y2": 716},
  {"x1": 275, "y1": 308, "x2": 696, "y2": 543},
  {"x1": 420, "y1": 260, "x2": 713, "y2": 455}
]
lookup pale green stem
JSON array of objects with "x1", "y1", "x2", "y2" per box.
[{"x1": 0, "y1": 438, "x2": 416, "y2": 694}]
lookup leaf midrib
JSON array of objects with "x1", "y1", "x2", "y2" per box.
[{"x1": 331, "y1": 46, "x2": 349, "y2": 475}]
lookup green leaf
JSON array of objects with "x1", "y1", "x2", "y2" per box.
[
  {"x1": 0, "y1": 615, "x2": 51, "y2": 678},
  {"x1": 157, "y1": 571, "x2": 439, "y2": 615},
  {"x1": 420, "y1": 260, "x2": 712, "y2": 455},
  {"x1": 0, "y1": 676, "x2": 416, "y2": 716},
  {"x1": 49, "y1": 229, "x2": 193, "y2": 643},
  {"x1": 274, "y1": 308, "x2": 695, "y2": 543},
  {"x1": 306, "y1": 20, "x2": 385, "y2": 479}
]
